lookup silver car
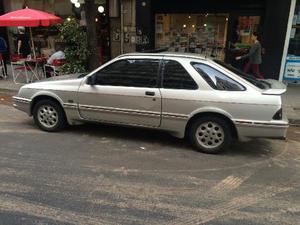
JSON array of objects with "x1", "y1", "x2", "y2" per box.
[{"x1": 13, "y1": 53, "x2": 289, "y2": 153}]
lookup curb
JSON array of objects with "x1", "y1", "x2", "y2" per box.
[{"x1": 0, "y1": 88, "x2": 19, "y2": 94}]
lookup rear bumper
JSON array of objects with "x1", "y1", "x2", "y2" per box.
[
  {"x1": 235, "y1": 116, "x2": 289, "y2": 140},
  {"x1": 12, "y1": 96, "x2": 31, "y2": 115}
]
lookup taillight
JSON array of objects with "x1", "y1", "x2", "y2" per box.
[{"x1": 273, "y1": 108, "x2": 283, "y2": 120}]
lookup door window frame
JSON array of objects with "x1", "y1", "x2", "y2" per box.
[
  {"x1": 89, "y1": 57, "x2": 164, "y2": 88},
  {"x1": 160, "y1": 59, "x2": 199, "y2": 90}
]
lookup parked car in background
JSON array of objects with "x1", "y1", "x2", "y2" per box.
[{"x1": 13, "y1": 53, "x2": 289, "y2": 154}]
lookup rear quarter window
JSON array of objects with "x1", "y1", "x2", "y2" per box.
[{"x1": 191, "y1": 62, "x2": 246, "y2": 91}]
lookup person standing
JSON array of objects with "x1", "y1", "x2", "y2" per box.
[
  {"x1": 236, "y1": 32, "x2": 264, "y2": 79},
  {"x1": 0, "y1": 36, "x2": 8, "y2": 76},
  {"x1": 17, "y1": 27, "x2": 31, "y2": 58}
]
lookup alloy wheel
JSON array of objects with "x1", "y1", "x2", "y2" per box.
[
  {"x1": 37, "y1": 105, "x2": 59, "y2": 129},
  {"x1": 196, "y1": 121, "x2": 225, "y2": 149}
]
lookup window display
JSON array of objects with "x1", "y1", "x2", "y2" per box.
[
  {"x1": 155, "y1": 14, "x2": 229, "y2": 60},
  {"x1": 235, "y1": 16, "x2": 260, "y2": 46}
]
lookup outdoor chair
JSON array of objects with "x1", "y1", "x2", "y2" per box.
[
  {"x1": 10, "y1": 54, "x2": 33, "y2": 84},
  {"x1": 44, "y1": 59, "x2": 65, "y2": 78},
  {"x1": 0, "y1": 53, "x2": 7, "y2": 79}
]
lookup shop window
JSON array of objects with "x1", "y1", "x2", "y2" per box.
[
  {"x1": 192, "y1": 63, "x2": 245, "y2": 91},
  {"x1": 162, "y1": 60, "x2": 198, "y2": 90},
  {"x1": 155, "y1": 14, "x2": 229, "y2": 60},
  {"x1": 95, "y1": 59, "x2": 160, "y2": 88},
  {"x1": 235, "y1": 16, "x2": 261, "y2": 45}
]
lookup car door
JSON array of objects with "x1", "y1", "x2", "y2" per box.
[
  {"x1": 77, "y1": 57, "x2": 162, "y2": 127},
  {"x1": 159, "y1": 58, "x2": 200, "y2": 128}
]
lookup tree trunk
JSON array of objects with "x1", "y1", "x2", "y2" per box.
[{"x1": 84, "y1": 0, "x2": 99, "y2": 71}]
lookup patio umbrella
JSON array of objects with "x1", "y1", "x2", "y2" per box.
[{"x1": 0, "y1": 8, "x2": 63, "y2": 58}]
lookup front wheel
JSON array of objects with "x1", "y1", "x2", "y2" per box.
[
  {"x1": 189, "y1": 116, "x2": 232, "y2": 154},
  {"x1": 33, "y1": 99, "x2": 66, "y2": 132}
]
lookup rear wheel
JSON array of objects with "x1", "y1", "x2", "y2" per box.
[
  {"x1": 33, "y1": 99, "x2": 66, "y2": 132},
  {"x1": 189, "y1": 116, "x2": 232, "y2": 154}
]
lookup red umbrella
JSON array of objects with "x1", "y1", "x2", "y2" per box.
[
  {"x1": 0, "y1": 8, "x2": 63, "y2": 58},
  {"x1": 0, "y1": 8, "x2": 62, "y2": 27}
]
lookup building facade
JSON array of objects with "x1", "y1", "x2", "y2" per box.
[
  {"x1": 1, "y1": 0, "x2": 112, "y2": 63},
  {"x1": 133, "y1": 0, "x2": 292, "y2": 80},
  {"x1": 0, "y1": 0, "x2": 297, "y2": 81},
  {"x1": 1, "y1": 0, "x2": 74, "y2": 56}
]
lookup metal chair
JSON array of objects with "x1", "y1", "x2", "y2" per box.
[
  {"x1": 44, "y1": 59, "x2": 65, "y2": 78},
  {"x1": 10, "y1": 54, "x2": 33, "y2": 84}
]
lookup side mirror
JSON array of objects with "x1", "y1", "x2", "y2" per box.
[{"x1": 87, "y1": 75, "x2": 96, "y2": 85}]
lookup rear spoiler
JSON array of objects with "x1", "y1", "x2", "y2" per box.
[{"x1": 262, "y1": 89, "x2": 286, "y2": 95}]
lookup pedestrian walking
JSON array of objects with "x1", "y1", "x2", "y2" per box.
[
  {"x1": 17, "y1": 26, "x2": 31, "y2": 58},
  {"x1": 236, "y1": 32, "x2": 264, "y2": 79}
]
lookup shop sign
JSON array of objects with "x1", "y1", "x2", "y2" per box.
[
  {"x1": 136, "y1": 35, "x2": 150, "y2": 45},
  {"x1": 284, "y1": 56, "x2": 300, "y2": 81}
]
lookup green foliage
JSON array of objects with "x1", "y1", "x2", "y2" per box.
[{"x1": 57, "y1": 19, "x2": 90, "y2": 74}]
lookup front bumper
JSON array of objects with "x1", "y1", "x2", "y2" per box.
[
  {"x1": 235, "y1": 116, "x2": 289, "y2": 140},
  {"x1": 12, "y1": 96, "x2": 31, "y2": 115}
]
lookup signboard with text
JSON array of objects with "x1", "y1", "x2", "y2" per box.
[{"x1": 284, "y1": 56, "x2": 300, "y2": 81}]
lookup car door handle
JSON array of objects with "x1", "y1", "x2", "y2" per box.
[{"x1": 145, "y1": 91, "x2": 155, "y2": 96}]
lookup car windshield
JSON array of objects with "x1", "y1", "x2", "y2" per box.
[{"x1": 213, "y1": 60, "x2": 271, "y2": 90}]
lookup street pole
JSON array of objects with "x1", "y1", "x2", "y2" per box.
[
  {"x1": 120, "y1": 0, "x2": 124, "y2": 54},
  {"x1": 84, "y1": 0, "x2": 99, "y2": 70},
  {"x1": 29, "y1": 27, "x2": 36, "y2": 59}
]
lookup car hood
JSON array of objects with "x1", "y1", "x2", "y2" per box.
[{"x1": 21, "y1": 73, "x2": 86, "y2": 91}]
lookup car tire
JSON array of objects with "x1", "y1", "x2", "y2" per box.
[
  {"x1": 33, "y1": 99, "x2": 66, "y2": 132},
  {"x1": 189, "y1": 116, "x2": 232, "y2": 154}
]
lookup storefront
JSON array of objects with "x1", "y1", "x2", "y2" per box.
[
  {"x1": 280, "y1": 0, "x2": 300, "y2": 83},
  {"x1": 1, "y1": 0, "x2": 73, "y2": 57},
  {"x1": 2, "y1": 0, "x2": 111, "y2": 64},
  {"x1": 136, "y1": 0, "x2": 292, "y2": 80},
  {"x1": 155, "y1": 13, "x2": 229, "y2": 60}
]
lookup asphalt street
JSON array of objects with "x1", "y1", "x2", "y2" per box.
[{"x1": 0, "y1": 92, "x2": 299, "y2": 225}]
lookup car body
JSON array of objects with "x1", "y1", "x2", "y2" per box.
[{"x1": 13, "y1": 52, "x2": 289, "y2": 153}]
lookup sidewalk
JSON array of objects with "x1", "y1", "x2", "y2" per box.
[
  {"x1": 283, "y1": 83, "x2": 300, "y2": 125},
  {"x1": 0, "y1": 76, "x2": 22, "y2": 93},
  {"x1": 0, "y1": 64, "x2": 30, "y2": 93},
  {"x1": 1, "y1": 68, "x2": 299, "y2": 124}
]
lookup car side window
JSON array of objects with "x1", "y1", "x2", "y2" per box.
[
  {"x1": 94, "y1": 59, "x2": 160, "y2": 88},
  {"x1": 191, "y1": 63, "x2": 245, "y2": 91},
  {"x1": 162, "y1": 60, "x2": 198, "y2": 90}
]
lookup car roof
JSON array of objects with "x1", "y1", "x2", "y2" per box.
[{"x1": 117, "y1": 52, "x2": 208, "y2": 61}]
